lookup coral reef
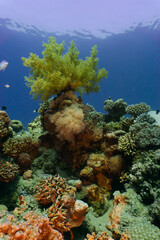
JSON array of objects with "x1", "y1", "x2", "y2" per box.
[{"x1": 1, "y1": 36, "x2": 160, "y2": 240}]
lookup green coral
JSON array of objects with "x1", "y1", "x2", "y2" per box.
[
  {"x1": 126, "y1": 102, "x2": 150, "y2": 118},
  {"x1": 104, "y1": 98, "x2": 127, "y2": 121},
  {"x1": 22, "y1": 37, "x2": 108, "y2": 100}
]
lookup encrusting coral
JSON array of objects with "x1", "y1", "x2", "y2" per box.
[
  {"x1": 22, "y1": 37, "x2": 108, "y2": 100},
  {"x1": 0, "y1": 211, "x2": 64, "y2": 240}
]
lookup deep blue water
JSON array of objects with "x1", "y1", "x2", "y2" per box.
[{"x1": 0, "y1": 19, "x2": 160, "y2": 128}]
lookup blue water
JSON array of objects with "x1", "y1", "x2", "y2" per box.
[{"x1": 0, "y1": 18, "x2": 160, "y2": 128}]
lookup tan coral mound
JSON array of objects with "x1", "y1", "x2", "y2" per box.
[
  {"x1": 0, "y1": 110, "x2": 10, "y2": 145},
  {"x1": 49, "y1": 103, "x2": 85, "y2": 143}
]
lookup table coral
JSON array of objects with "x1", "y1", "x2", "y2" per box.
[{"x1": 104, "y1": 98, "x2": 127, "y2": 122}]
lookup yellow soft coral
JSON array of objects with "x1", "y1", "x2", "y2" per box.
[{"x1": 22, "y1": 37, "x2": 107, "y2": 100}]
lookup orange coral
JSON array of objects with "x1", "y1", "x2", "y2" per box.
[
  {"x1": 85, "y1": 232, "x2": 129, "y2": 240},
  {"x1": 85, "y1": 231, "x2": 114, "y2": 240},
  {"x1": 120, "y1": 232, "x2": 130, "y2": 240},
  {"x1": 34, "y1": 175, "x2": 75, "y2": 205},
  {"x1": 48, "y1": 198, "x2": 88, "y2": 233},
  {"x1": 0, "y1": 211, "x2": 63, "y2": 240},
  {"x1": 108, "y1": 193, "x2": 127, "y2": 234}
]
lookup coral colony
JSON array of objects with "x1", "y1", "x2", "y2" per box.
[{"x1": 0, "y1": 37, "x2": 160, "y2": 239}]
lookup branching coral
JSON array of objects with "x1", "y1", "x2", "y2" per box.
[
  {"x1": 118, "y1": 133, "x2": 137, "y2": 156},
  {"x1": 34, "y1": 175, "x2": 75, "y2": 205},
  {"x1": 126, "y1": 102, "x2": 150, "y2": 118},
  {"x1": 34, "y1": 175, "x2": 88, "y2": 234},
  {"x1": 48, "y1": 198, "x2": 88, "y2": 233},
  {"x1": 22, "y1": 37, "x2": 107, "y2": 100}
]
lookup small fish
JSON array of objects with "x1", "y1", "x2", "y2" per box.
[
  {"x1": 0, "y1": 60, "x2": 8, "y2": 71},
  {"x1": 4, "y1": 84, "x2": 10, "y2": 88},
  {"x1": 33, "y1": 109, "x2": 39, "y2": 113},
  {"x1": 1, "y1": 106, "x2": 7, "y2": 110},
  {"x1": 156, "y1": 110, "x2": 160, "y2": 114}
]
